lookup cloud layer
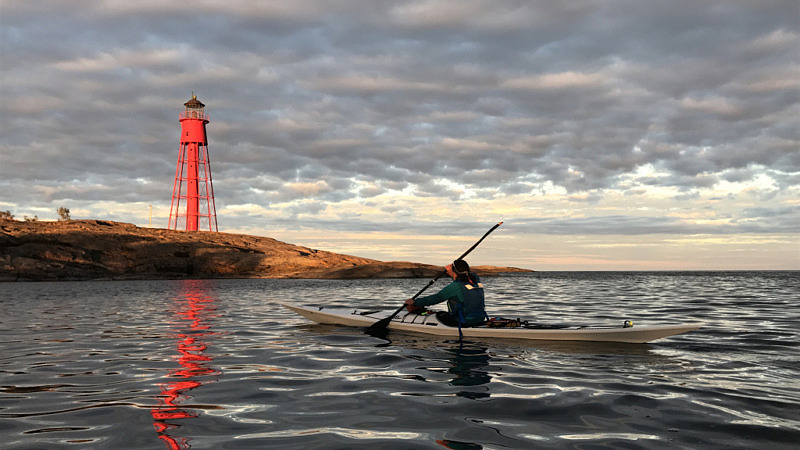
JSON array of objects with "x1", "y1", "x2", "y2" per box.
[{"x1": 1, "y1": 0, "x2": 798, "y2": 269}]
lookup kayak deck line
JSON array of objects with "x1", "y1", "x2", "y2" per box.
[
  {"x1": 279, "y1": 302, "x2": 702, "y2": 344},
  {"x1": 363, "y1": 308, "x2": 628, "y2": 330}
]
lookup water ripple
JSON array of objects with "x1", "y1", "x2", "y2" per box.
[{"x1": 1, "y1": 273, "x2": 799, "y2": 449}]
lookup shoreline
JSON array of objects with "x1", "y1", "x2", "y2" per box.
[{"x1": 0, "y1": 219, "x2": 532, "y2": 282}]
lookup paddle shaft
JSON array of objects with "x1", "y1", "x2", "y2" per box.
[{"x1": 366, "y1": 221, "x2": 503, "y2": 333}]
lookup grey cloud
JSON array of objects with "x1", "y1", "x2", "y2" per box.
[
  {"x1": 739, "y1": 206, "x2": 800, "y2": 233},
  {"x1": 1, "y1": 0, "x2": 797, "y2": 236},
  {"x1": 509, "y1": 210, "x2": 799, "y2": 236}
]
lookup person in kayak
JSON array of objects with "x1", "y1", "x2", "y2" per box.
[{"x1": 404, "y1": 259, "x2": 488, "y2": 328}]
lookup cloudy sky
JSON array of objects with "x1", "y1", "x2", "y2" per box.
[{"x1": 2, "y1": 0, "x2": 798, "y2": 270}]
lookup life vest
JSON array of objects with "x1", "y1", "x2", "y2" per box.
[{"x1": 447, "y1": 279, "x2": 487, "y2": 326}]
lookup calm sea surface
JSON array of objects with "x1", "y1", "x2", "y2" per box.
[{"x1": 1, "y1": 272, "x2": 798, "y2": 449}]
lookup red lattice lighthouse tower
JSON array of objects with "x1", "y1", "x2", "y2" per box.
[{"x1": 169, "y1": 94, "x2": 218, "y2": 231}]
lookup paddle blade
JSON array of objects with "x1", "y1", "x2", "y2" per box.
[
  {"x1": 366, "y1": 304, "x2": 405, "y2": 334},
  {"x1": 366, "y1": 316, "x2": 392, "y2": 333}
]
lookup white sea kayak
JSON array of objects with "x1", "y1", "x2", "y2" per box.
[{"x1": 280, "y1": 302, "x2": 701, "y2": 343}]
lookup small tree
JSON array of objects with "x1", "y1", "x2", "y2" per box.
[
  {"x1": 57, "y1": 207, "x2": 71, "y2": 221},
  {"x1": 0, "y1": 210, "x2": 13, "y2": 220},
  {"x1": 24, "y1": 215, "x2": 39, "y2": 222}
]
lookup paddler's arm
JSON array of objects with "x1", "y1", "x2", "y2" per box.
[{"x1": 408, "y1": 282, "x2": 461, "y2": 307}]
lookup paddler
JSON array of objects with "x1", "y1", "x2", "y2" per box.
[{"x1": 404, "y1": 259, "x2": 488, "y2": 327}]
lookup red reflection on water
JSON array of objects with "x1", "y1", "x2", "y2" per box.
[{"x1": 151, "y1": 281, "x2": 220, "y2": 449}]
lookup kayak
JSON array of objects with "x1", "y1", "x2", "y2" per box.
[{"x1": 279, "y1": 302, "x2": 701, "y2": 343}]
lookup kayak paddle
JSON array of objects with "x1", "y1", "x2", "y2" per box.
[{"x1": 366, "y1": 221, "x2": 503, "y2": 334}]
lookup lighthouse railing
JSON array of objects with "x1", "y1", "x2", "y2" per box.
[{"x1": 179, "y1": 111, "x2": 210, "y2": 121}]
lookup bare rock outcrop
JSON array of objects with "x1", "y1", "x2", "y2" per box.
[{"x1": 0, "y1": 219, "x2": 531, "y2": 281}]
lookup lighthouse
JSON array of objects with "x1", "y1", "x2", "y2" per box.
[{"x1": 168, "y1": 94, "x2": 218, "y2": 231}]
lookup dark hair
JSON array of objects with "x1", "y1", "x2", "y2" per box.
[{"x1": 452, "y1": 259, "x2": 472, "y2": 282}]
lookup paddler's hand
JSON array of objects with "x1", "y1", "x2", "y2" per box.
[{"x1": 404, "y1": 298, "x2": 415, "y2": 306}]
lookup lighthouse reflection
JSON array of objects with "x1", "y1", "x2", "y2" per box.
[{"x1": 151, "y1": 280, "x2": 221, "y2": 449}]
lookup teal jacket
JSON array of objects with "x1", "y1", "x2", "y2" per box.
[{"x1": 413, "y1": 273, "x2": 486, "y2": 326}]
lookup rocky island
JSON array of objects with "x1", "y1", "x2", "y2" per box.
[{"x1": 0, "y1": 219, "x2": 531, "y2": 281}]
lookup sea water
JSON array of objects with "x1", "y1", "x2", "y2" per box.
[{"x1": 1, "y1": 272, "x2": 798, "y2": 449}]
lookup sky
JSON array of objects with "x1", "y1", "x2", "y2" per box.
[{"x1": 1, "y1": 0, "x2": 798, "y2": 270}]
